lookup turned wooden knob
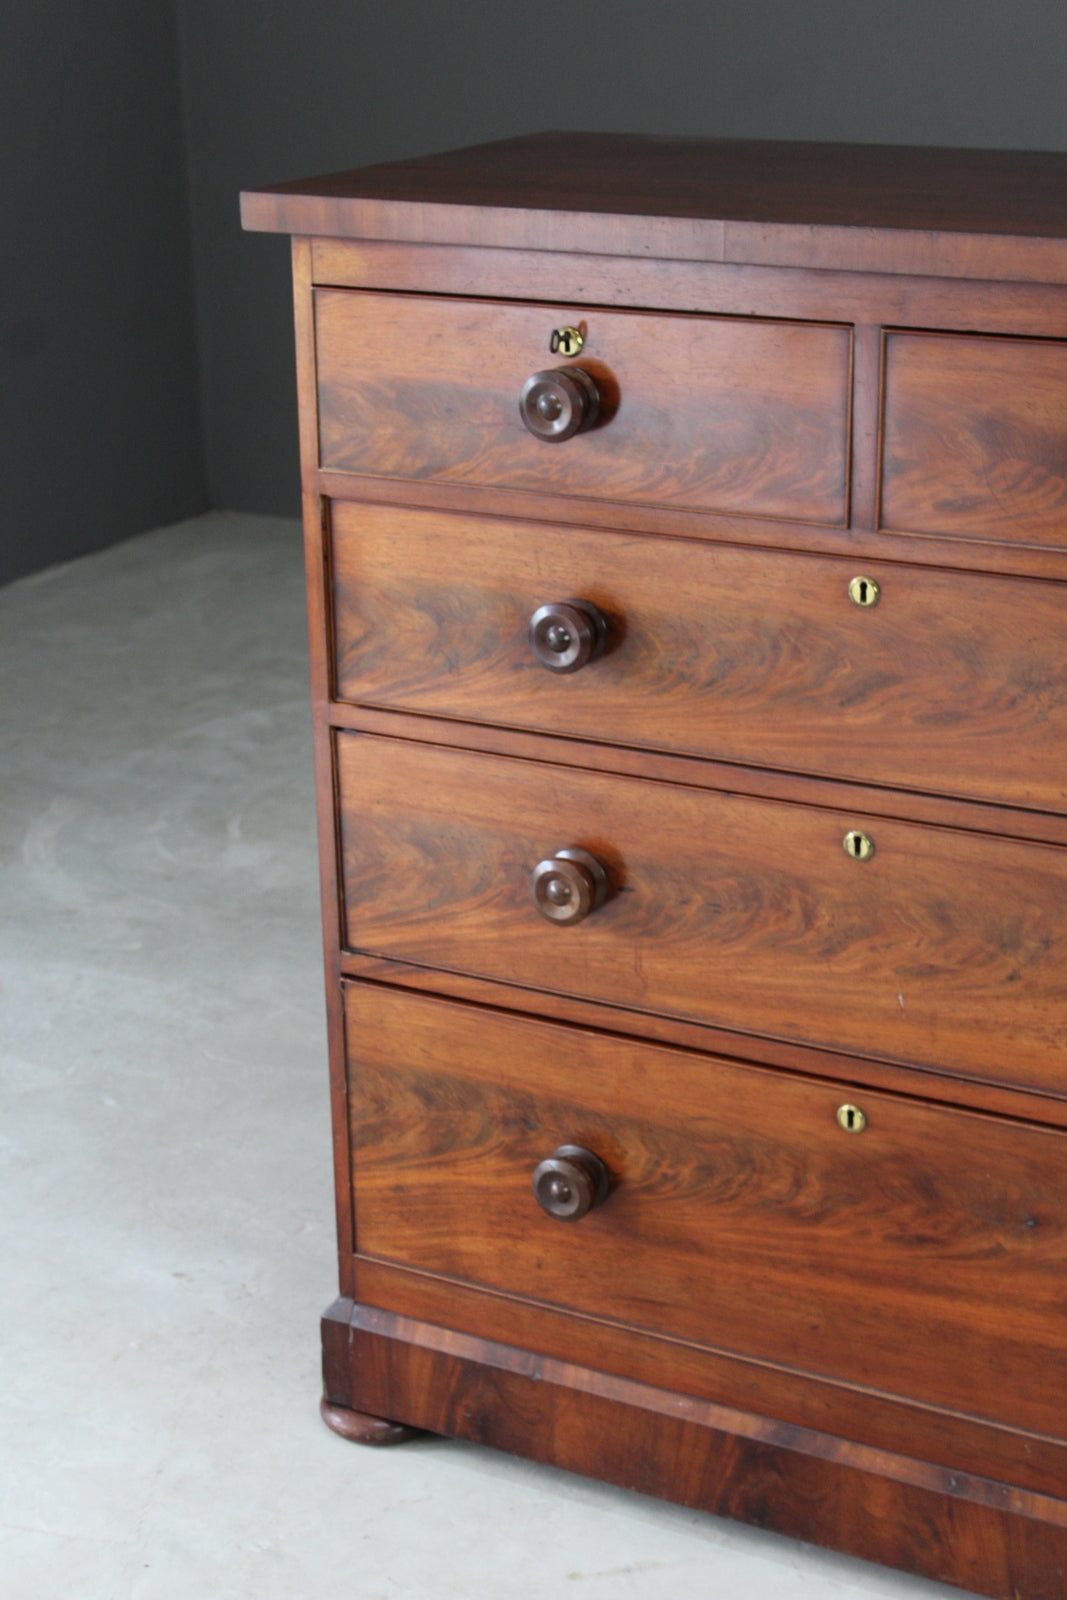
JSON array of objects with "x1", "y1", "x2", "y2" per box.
[
  {"x1": 528, "y1": 599, "x2": 608, "y2": 673},
  {"x1": 532, "y1": 1145, "x2": 610, "y2": 1221},
  {"x1": 530, "y1": 847, "x2": 608, "y2": 925},
  {"x1": 519, "y1": 367, "x2": 600, "y2": 441}
]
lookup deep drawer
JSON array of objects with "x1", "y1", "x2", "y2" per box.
[
  {"x1": 314, "y1": 290, "x2": 851, "y2": 525},
  {"x1": 330, "y1": 501, "x2": 1067, "y2": 814},
  {"x1": 345, "y1": 981, "x2": 1067, "y2": 1441},
  {"x1": 881, "y1": 331, "x2": 1067, "y2": 548},
  {"x1": 336, "y1": 733, "x2": 1067, "y2": 1096}
]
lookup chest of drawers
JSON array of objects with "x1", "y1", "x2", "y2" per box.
[{"x1": 242, "y1": 134, "x2": 1067, "y2": 1597}]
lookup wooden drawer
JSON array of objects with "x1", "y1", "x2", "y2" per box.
[
  {"x1": 336, "y1": 732, "x2": 1067, "y2": 1096},
  {"x1": 314, "y1": 290, "x2": 851, "y2": 525},
  {"x1": 881, "y1": 331, "x2": 1067, "y2": 548},
  {"x1": 331, "y1": 501, "x2": 1067, "y2": 813},
  {"x1": 346, "y1": 981, "x2": 1067, "y2": 1441}
]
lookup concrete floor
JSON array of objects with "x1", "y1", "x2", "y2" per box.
[{"x1": 1, "y1": 512, "x2": 976, "y2": 1599}]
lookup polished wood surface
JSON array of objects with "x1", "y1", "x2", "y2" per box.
[
  {"x1": 317, "y1": 466, "x2": 1067, "y2": 585},
  {"x1": 242, "y1": 132, "x2": 1067, "y2": 285},
  {"x1": 319, "y1": 1397, "x2": 422, "y2": 1445},
  {"x1": 345, "y1": 982, "x2": 1067, "y2": 1439},
  {"x1": 336, "y1": 731, "x2": 1067, "y2": 1095},
  {"x1": 350, "y1": 1251, "x2": 1067, "y2": 1501},
  {"x1": 343, "y1": 951, "x2": 1067, "y2": 1129},
  {"x1": 323, "y1": 1300, "x2": 1067, "y2": 1600},
  {"x1": 245, "y1": 134, "x2": 1067, "y2": 1593},
  {"x1": 330, "y1": 501, "x2": 1067, "y2": 811},
  {"x1": 332, "y1": 701, "x2": 1067, "y2": 849},
  {"x1": 248, "y1": 133, "x2": 1067, "y2": 235},
  {"x1": 315, "y1": 290, "x2": 851, "y2": 524},
  {"x1": 309, "y1": 240, "x2": 1067, "y2": 343},
  {"x1": 356, "y1": 1248, "x2": 1067, "y2": 1497},
  {"x1": 882, "y1": 331, "x2": 1067, "y2": 546}
]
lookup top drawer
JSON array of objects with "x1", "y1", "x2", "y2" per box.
[
  {"x1": 314, "y1": 290, "x2": 852, "y2": 526},
  {"x1": 881, "y1": 331, "x2": 1067, "y2": 549}
]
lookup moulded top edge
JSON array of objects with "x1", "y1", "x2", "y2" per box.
[{"x1": 240, "y1": 132, "x2": 1067, "y2": 284}]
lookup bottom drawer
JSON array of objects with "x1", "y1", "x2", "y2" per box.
[{"x1": 345, "y1": 981, "x2": 1067, "y2": 1442}]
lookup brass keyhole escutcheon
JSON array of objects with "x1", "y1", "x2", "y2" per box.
[
  {"x1": 837, "y1": 1103, "x2": 867, "y2": 1134},
  {"x1": 843, "y1": 829, "x2": 875, "y2": 861},
  {"x1": 848, "y1": 575, "x2": 880, "y2": 608},
  {"x1": 550, "y1": 325, "x2": 584, "y2": 356}
]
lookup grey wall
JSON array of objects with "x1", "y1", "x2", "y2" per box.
[
  {"x1": 0, "y1": 0, "x2": 206, "y2": 586},
  {"x1": 178, "y1": 0, "x2": 1067, "y2": 519}
]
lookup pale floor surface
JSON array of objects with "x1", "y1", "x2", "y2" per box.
[{"x1": 0, "y1": 512, "x2": 977, "y2": 1599}]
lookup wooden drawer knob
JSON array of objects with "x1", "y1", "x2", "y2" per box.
[
  {"x1": 528, "y1": 598, "x2": 608, "y2": 673},
  {"x1": 530, "y1": 847, "x2": 608, "y2": 925},
  {"x1": 519, "y1": 366, "x2": 600, "y2": 441},
  {"x1": 531, "y1": 1145, "x2": 610, "y2": 1221}
]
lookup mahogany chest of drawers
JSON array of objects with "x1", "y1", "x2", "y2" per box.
[{"x1": 242, "y1": 134, "x2": 1067, "y2": 1597}]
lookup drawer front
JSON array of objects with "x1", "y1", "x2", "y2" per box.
[
  {"x1": 337, "y1": 733, "x2": 1067, "y2": 1095},
  {"x1": 346, "y1": 982, "x2": 1067, "y2": 1440},
  {"x1": 881, "y1": 331, "x2": 1067, "y2": 547},
  {"x1": 315, "y1": 290, "x2": 851, "y2": 525},
  {"x1": 331, "y1": 501, "x2": 1067, "y2": 813}
]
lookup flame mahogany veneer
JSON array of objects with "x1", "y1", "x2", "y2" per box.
[{"x1": 242, "y1": 133, "x2": 1067, "y2": 1598}]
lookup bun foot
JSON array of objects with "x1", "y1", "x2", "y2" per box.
[{"x1": 320, "y1": 1396, "x2": 424, "y2": 1445}]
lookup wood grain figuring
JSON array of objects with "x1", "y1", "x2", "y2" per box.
[
  {"x1": 330, "y1": 501, "x2": 1067, "y2": 813},
  {"x1": 333, "y1": 702, "x2": 1067, "y2": 850},
  {"x1": 351, "y1": 1253, "x2": 1067, "y2": 1501},
  {"x1": 343, "y1": 984, "x2": 1067, "y2": 1438},
  {"x1": 316, "y1": 469, "x2": 1067, "y2": 586},
  {"x1": 291, "y1": 239, "x2": 321, "y2": 486},
  {"x1": 342, "y1": 954, "x2": 1067, "y2": 1128},
  {"x1": 335, "y1": 732, "x2": 1067, "y2": 1096},
  {"x1": 249, "y1": 134, "x2": 1067, "y2": 239},
  {"x1": 309, "y1": 241, "x2": 1067, "y2": 343},
  {"x1": 848, "y1": 324, "x2": 882, "y2": 528},
  {"x1": 289, "y1": 219, "x2": 355, "y2": 1276},
  {"x1": 322, "y1": 1302, "x2": 1067, "y2": 1600},
  {"x1": 242, "y1": 132, "x2": 1067, "y2": 286},
  {"x1": 307, "y1": 493, "x2": 356, "y2": 1272},
  {"x1": 247, "y1": 135, "x2": 1067, "y2": 1594},
  {"x1": 882, "y1": 331, "x2": 1067, "y2": 547},
  {"x1": 314, "y1": 290, "x2": 851, "y2": 525}
]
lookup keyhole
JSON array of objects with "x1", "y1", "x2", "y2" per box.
[
  {"x1": 837, "y1": 1103, "x2": 867, "y2": 1133},
  {"x1": 843, "y1": 830, "x2": 874, "y2": 861},
  {"x1": 550, "y1": 325, "x2": 585, "y2": 356},
  {"x1": 848, "y1": 574, "x2": 881, "y2": 608}
]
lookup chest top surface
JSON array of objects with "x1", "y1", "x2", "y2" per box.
[{"x1": 241, "y1": 130, "x2": 1067, "y2": 281}]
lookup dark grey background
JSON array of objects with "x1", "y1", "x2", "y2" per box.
[
  {"x1": 2, "y1": 0, "x2": 204, "y2": 584},
  {"x1": 4, "y1": 1, "x2": 1067, "y2": 583}
]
